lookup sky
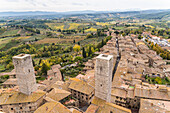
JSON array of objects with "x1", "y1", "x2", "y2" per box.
[{"x1": 0, "y1": 0, "x2": 169, "y2": 12}]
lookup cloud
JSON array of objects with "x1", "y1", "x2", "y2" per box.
[
  {"x1": 0, "y1": 0, "x2": 169, "y2": 12},
  {"x1": 71, "y1": 3, "x2": 85, "y2": 6}
]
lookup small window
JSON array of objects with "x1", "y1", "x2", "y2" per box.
[
  {"x1": 29, "y1": 106, "x2": 31, "y2": 109},
  {"x1": 28, "y1": 102, "x2": 30, "y2": 104},
  {"x1": 11, "y1": 108, "x2": 13, "y2": 110},
  {"x1": 20, "y1": 107, "x2": 22, "y2": 109},
  {"x1": 110, "y1": 111, "x2": 113, "y2": 113},
  {"x1": 28, "y1": 69, "x2": 30, "y2": 73},
  {"x1": 100, "y1": 84, "x2": 103, "y2": 87},
  {"x1": 100, "y1": 67, "x2": 103, "y2": 71}
]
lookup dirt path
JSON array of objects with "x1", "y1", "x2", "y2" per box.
[{"x1": 17, "y1": 29, "x2": 22, "y2": 34}]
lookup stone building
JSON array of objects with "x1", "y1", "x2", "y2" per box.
[
  {"x1": 68, "y1": 78, "x2": 94, "y2": 104},
  {"x1": 0, "y1": 90, "x2": 46, "y2": 113},
  {"x1": 47, "y1": 64, "x2": 62, "y2": 81},
  {"x1": 34, "y1": 101, "x2": 71, "y2": 113},
  {"x1": 0, "y1": 54, "x2": 46, "y2": 113},
  {"x1": 12, "y1": 54, "x2": 37, "y2": 95},
  {"x1": 85, "y1": 96, "x2": 131, "y2": 113},
  {"x1": 139, "y1": 99, "x2": 170, "y2": 113},
  {"x1": 95, "y1": 54, "x2": 114, "y2": 102},
  {"x1": 83, "y1": 60, "x2": 95, "y2": 72},
  {"x1": 2, "y1": 78, "x2": 17, "y2": 88}
]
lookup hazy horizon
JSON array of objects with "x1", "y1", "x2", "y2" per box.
[{"x1": 0, "y1": 0, "x2": 169, "y2": 12}]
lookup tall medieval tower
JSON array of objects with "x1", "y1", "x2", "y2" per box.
[
  {"x1": 13, "y1": 54, "x2": 37, "y2": 95},
  {"x1": 95, "y1": 54, "x2": 114, "y2": 102}
]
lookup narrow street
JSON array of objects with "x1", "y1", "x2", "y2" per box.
[{"x1": 112, "y1": 36, "x2": 121, "y2": 81}]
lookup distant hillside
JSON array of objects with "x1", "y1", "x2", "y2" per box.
[
  {"x1": 134, "y1": 11, "x2": 170, "y2": 20},
  {"x1": 0, "y1": 10, "x2": 114, "y2": 17},
  {"x1": 0, "y1": 11, "x2": 58, "y2": 17},
  {"x1": 0, "y1": 9, "x2": 170, "y2": 20}
]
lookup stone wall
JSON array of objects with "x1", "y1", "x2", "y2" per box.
[
  {"x1": 1, "y1": 95, "x2": 44, "y2": 113},
  {"x1": 95, "y1": 54, "x2": 114, "y2": 102},
  {"x1": 13, "y1": 54, "x2": 37, "y2": 95}
]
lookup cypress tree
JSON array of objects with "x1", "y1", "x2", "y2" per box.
[
  {"x1": 102, "y1": 39, "x2": 104, "y2": 47},
  {"x1": 88, "y1": 46, "x2": 92, "y2": 57},
  {"x1": 78, "y1": 42, "x2": 80, "y2": 45},
  {"x1": 32, "y1": 59, "x2": 35, "y2": 66},
  {"x1": 82, "y1": 47, "x2": 86, "y2": 58}
]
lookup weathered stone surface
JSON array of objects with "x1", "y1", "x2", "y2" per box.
[
  {"x1": 95, "y1": 54, "x2": 114, "y2": 102},
  {"x1": 13, "y1": 54, "x2": 37, "y2": 95}
]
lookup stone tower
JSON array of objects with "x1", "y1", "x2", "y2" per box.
[
  {"x1": 95, "y1": 54, "x2": 114, "y2": 102},
  {"x1": 13, "y1": 54, "x2": 37, "y2": 95}
]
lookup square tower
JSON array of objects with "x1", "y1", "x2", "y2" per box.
[
  {"x1": 13, "y1": 54, "x2": 37, "y2": 95},
  {"x1": 95, "y1": 54, "x2": 114, "y2": 102}
]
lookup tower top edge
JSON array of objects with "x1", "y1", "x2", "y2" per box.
[
  {"x1": 13, "y1": 54, "x2": 31, "y2": 59},
  {"x1": 96, "y1": 54, "x2": 113, "y2": 60}
]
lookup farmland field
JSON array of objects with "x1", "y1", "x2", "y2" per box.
[
  {"x1": 96, "y1": 22, "x2": 110, "y2": 26},
  {"x1": 45, "y1": 23, "x2": 65, "y2": 30},
  {"x1": 16, "y1": 36, "x2": 31, "y2": 40},
  {"x1": 68, "y1": 23, "x2": 80, "y2": 30},
  {"x1": 0, "y1": 36, "x2": 17, "y2": 47},
  {"x1": 85, "y1": 27, "x2": 97, "y2": 32},
  {"x1": 35, "y1": 37, "x2": 85, "y2": 44},
  {"x1": 0, "y1": 29, "x2": 19, "y2": 36}
]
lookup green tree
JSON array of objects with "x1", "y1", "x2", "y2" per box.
[
  {"x1": 122, "y1": 32, "x2": 126, "y2": 37},
  {"x1": 78, "y1": 42, "x2": 80, "y2": 45},
  {"x1": 41, "y1": 63, "x2": 49, "y2": 75},
  {"x1": 138, "y1": 34, "x2": 142, "y2": 39},
  {"x1": 88, "y1": 46, "x2": 92, "y2": 57},
  {"x1": 101, "y1": 39, "x2": 104, "y2": 46},
  {"x1": 82, "y1": 47, "x2": 86, "y2": 58},
  {"x1": 73, "y1": 44, "x2": 81, "y2": 52},
  {"x1": 39, "y1": 59, "x2": 42, "y2": 65},
  {"x1": 86, "y1": 33, "x2": 93, "y2": 39},
  {"x1": 109, "y1": 31, "x2": 112, "y2": 36},
  {"x1": 32, "y1": 59, "x2": 35, "y2": 66},
  {"x1": 114, "y1": 31, "x2": 119, "y2": 36}
]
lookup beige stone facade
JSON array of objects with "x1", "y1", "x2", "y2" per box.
[
  {"x1": 68, "y1": 79, "x2": 94, "y2": 104},
  {"x1": 139, "y1": 99, "x2": 170, "y2": 113},
  {"x1": 0, "y1": 91, "x2": 45, "y2": 113},
  {"x1": 95, "y1": 54, "x2": 114, "y2": 102},
  {"x1": 12, "y1": 54, "x2": 37, "y2": 95}
]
